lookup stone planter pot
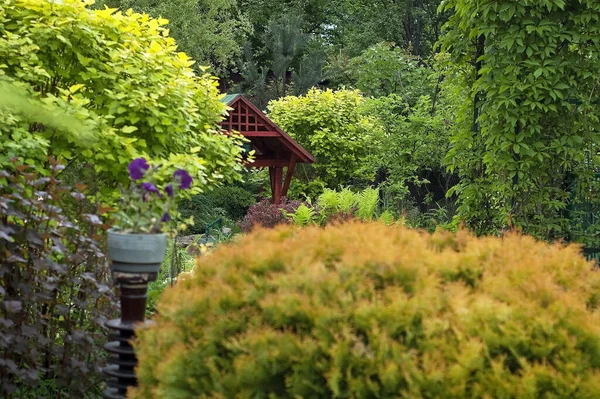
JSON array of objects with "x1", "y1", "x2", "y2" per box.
[{"x1": 107, "y1": 229, "x2": 167, "y2": 274}]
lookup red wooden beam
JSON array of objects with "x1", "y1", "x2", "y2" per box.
[
  {"x1": 233, "y1": 97, "x2": 315, "y2": 163},
  {"x1": 243, "y1": 131, "x2": 280, "y2": 137},
  {"x1": 273, "y1": 167, "x2": 283, "y2": 204},
  {"x1": 269, "y1": 166, "x2": 275, "y2": 196},
  {"x1": 247, "y1": 159, "x2": 289, "y2": 168},
  {"x1": 281, "y1": 154, "x2": 297, "y2": 199}
]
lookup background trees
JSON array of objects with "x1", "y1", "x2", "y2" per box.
[
  {"x1": 96, "y1": 0, "x2": 252, "y2": 76},
  {"x1": 9, "y1": 0, "x2": 597, "y2": 241}
]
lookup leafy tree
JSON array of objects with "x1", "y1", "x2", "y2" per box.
[
  {"x1": 0, "y1": 0, "x2": 245, "y2": 199},
  {"x1": 96, "y1": 0, "x2": 252, "y2": 77},
  {"x1": 236, "y1": 1, "x2": 445, "y2": 104},
  {"x1": 328, "y1": 42, "x2": 432, "y2": 102},
  {"x1": 364, "y1": 93, "x2": 456, "y2": 210},
  {"x1": 238, "y1": 0, "x2": 444, "y2": 58},
  {"x1": 326, "y1": 0, "x2": 445, "y2": 57},
  {"x1": 268, "y1": 88, "x2": 384, "y2": 192},
  {"x1": 441, "y1": 0, "x2": 600, "y2": 239},
  {"x1": 265, "y1": 14, "x2": 309, "y2": 98}
]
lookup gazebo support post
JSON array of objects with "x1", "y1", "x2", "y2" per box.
[
  {"x1": 272, "y1": 167, "x2": 283, "y2": 204},
  {"x1": 269, "y1": 166, "x2": 275, "y2": 197},
  {"x1": 281, "y1": 155, "x2": 297, "y2": 200},
  {"x1": 269, "y1": 156, "x2": 297, "y2": 204}
]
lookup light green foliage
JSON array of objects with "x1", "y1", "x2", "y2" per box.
[
  {"x1": 336, "y1": 42, "x2": 431, "y2": 101},
  {"x1": 268, "y1": 88, "x2": 384, "y2": 189},
  {"x1": 441, "y1": 0, "x2": 600, "y2": 239},
  {"x1": 286, "y1": 187, "x2": 383, "y2": 226},
  {"x1": 354, "y1": 187, "x2": 379, "y2": 220},
  {"x1": 319, "y1": 187, "x2": 357, "y2": 215},
  {"x1": 0, "y1": 0, "x2": 245, "y2": 198},
  {"x1": 315, "y1": 187, "x2": 369, "y2": 220},
  {"x1": 0, "y1": 79, "x2": 92, "y2": 140},
  {"x1": 0, "y1": 76, "x2": 100, "y2": 169},
  {"x1": 96, "y1": 0, "x2": 251, "y2": 76},
  {"x1": 378, "y1": 209, "x2": 395, "y2": 225},
  {"x1": 132, "y1": 223, "x2": 600, "y2": 398},
  {"x1": 285, "y1": 203, "x2": 317, "y2": 226}
]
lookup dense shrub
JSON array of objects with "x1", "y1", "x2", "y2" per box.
[
  {"x1": 209, "y1": 186, "x2": 257, "y2": 221},
  {"x1": 0, "y1": 160, "x2": 116, "y2": 398},
  {"x1": 440, "y1": 0, "x2": 600, "y2": 239},
  {"x1": 0, "y1": 0, "x2": 244, "y2": 197},
  {"x1": 179, "y1": 186, "x2": 256, "y2": 234},
  {"x1": 132, "y1": 223, "x2": 600, "y2": 398},
  {"x1": 268, "y1": 89, "x2": 384, "y2": 189},
  {"x1": 239, "y1": 198, "x2": 301, "y2": 232}
]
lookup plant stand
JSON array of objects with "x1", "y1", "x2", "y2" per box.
[{"x1": 102, "y1": 272, "x2": 156, "y2": 399}]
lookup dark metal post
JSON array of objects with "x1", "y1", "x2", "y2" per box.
[{"x1": 103, "y1": 272, "x2": 156, "y2": 399}]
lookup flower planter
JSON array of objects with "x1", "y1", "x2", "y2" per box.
[{"x1": 107, "y1": 229, "x2": 167, "y2": 273}]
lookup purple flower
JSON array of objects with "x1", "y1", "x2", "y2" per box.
[
  {"x1": 141, "y1": 182, "x2": 160, "y2": 195},
  {"x1": 165, "y1": 183, "x2": 174, "y2": 198},
  {"x1": 128, "y1": 158, "x2": 149, "y2": 180},
  {"x1": 161, "y1": 212, "x2": 171, "y2": 222},
  {"x1": 174, "y1": 169, "x2": 192, "y2": 189}
]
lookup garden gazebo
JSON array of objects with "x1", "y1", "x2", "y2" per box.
[{"x1": 219, "y1": 94, "x2": 315, "y2": 204}]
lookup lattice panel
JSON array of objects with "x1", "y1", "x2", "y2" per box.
[{"x1": 221, "y1": 101, "x2": 271, "y2": 132}]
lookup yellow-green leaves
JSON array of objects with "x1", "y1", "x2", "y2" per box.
[
  {"x1": 0, "y1": 0, "x2": 245, "y2": 198},
  {"x1": 268, "y1": 88, "x2": 383, "y2": 191},
  {"x1": 94, "y1": 0, "x2": 251, "y2": 76},
  {"x1": 132, "y1": 223, "x2": 600, "y2": 398}
]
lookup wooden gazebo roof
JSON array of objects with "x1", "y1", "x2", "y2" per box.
[{"x1": 219, "y1": 94, "x2": 315, "y2": 204}]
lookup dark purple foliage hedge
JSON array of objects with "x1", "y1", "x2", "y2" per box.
[{"x1": 0, "y1": 160, "x2": 116, "y2": 398}]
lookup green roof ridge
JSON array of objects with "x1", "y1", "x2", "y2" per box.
[{"x1": 220, "y1": 93, "x2": 241, "y2": 105}]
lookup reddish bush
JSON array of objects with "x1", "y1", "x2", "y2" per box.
[{"x1": 239, "y1": 198, "x2": 301, "y2": 232}]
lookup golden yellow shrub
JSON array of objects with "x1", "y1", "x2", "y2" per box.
[{"x1": 131, "y1": 223, "x2": 600, "y2": 398}]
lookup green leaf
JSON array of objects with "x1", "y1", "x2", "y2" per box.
[{"x1": 122, "y1": 126, "x2": 138, "y2": 134}]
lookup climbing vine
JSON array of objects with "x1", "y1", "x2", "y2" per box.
[{"x1": 441, "y1": 0, "x2": 600, "y2": 239}]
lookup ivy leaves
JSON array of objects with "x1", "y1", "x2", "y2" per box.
[{"x1": 441, "y1": 0, "x2": 600, "y2": 239}]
